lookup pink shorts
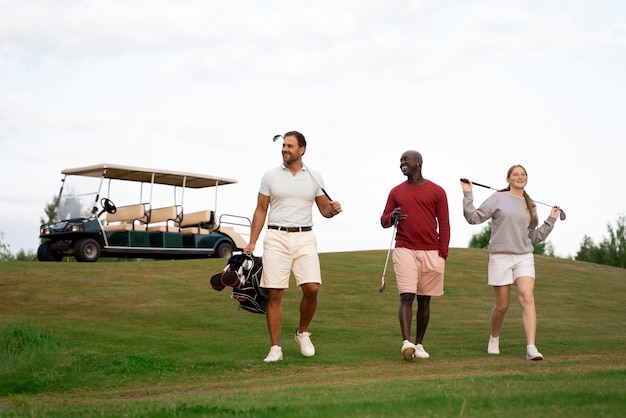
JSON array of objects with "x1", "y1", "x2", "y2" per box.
[{"x1": 392, "y1": 248, "x2": 445, "y2": 296}]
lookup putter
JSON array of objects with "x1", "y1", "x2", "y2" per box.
[
  {"x1": 273, "y1": 134, "x2": 333, "y2": 201},
  {"x1": 460, "y1": 178, "x2": 566, "y2": 220},
  {"x1": 379, "y1": 216, "x2": 399, "y2": 293}
]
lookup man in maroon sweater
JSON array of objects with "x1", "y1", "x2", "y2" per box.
[{"x1": 380, "y1": 150, "x2": 450, "y2": 361}]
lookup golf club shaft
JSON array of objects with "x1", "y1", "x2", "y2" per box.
[
  {"x1": 460, "y1": 178, "x2": 566, "y2": 220},
  {"x1": 304, "y1": 164, "x2": 332, "y2": 201},
  {"x1": 379, "y1": 218, "x2": 398, "y2": 293}
]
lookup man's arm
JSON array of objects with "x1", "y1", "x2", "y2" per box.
[
  {"x1": 244, "y1": 193, "x2": 270, "y2": 254},
  {"x1": 437, "y1": 192, "x2": 451, "y2": 260},
  {"x1": 315, "y1": 195, "x2": 342, "y2": 218}
]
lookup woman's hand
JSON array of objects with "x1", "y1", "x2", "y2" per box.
[{"x1": 460, "y1": 178, "x2": 473, "y2": 192}]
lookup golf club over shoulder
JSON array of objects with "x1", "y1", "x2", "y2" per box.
[
  {"x1": 273, "y1": 133, "x2": 333, "y2": 201},
  {"x1": 460, "y1": 178, "x2": 566, "y2": 221}
]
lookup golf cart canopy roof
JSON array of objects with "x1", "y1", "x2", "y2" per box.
[{"x1": 61, "y1": 163, "x2": 238, "y2": 188}]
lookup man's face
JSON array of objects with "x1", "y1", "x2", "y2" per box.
[
  {"x1": 400, "y1": 152, "x2": 421, "y2": 175},
  {"x1": 282, "y1": 135, "x2": 305, "y2": 164}
]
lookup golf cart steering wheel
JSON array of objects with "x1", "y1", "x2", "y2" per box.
[{"x1": 101, "y1": 198, "x2": 117, "y2": 214}]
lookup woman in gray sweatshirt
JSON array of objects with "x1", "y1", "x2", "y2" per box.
[{"x1": 461, "y1": 165, "x2": 561, "y2": 361}]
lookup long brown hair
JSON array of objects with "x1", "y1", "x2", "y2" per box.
[{"x1": 498, "y1": 164, "x2": 538, "y2": 228}]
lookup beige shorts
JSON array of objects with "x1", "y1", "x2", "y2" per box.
[
  {"x1": 260, "y1": 229, "x2": 321, "y2": 289},
  {"x1": 392, "y1": 247, "x2": 445, "y2": 296},
  {"x1": 488, "y1": 253, "x2": 535, "y2": 286}
]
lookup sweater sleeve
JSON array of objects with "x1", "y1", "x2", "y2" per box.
[
  {"x1": 437, "y1": 190, "x2": 450, "y2": 260},
  {"x1": 528, "y1": 216, "x2": 556, "y2": 244},
  {"x1": 380, "y1": 190, "x2": 396, "y2": 228},
  {"x1": 463, "y1": 191, "x2": 493, "y2": 225}
]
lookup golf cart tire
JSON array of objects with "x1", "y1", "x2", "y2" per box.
[
  {"x1": 214, "y1": 241, "x2": 234, "y2": 259},
  {"x1": 37, "y1": 241, "x2": 63, "y2": 262},
  {"x1": 74, "y1": 238, "x2": 101, "y2": 262}
]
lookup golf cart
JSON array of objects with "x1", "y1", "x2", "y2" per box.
[{"x1": 37, "y1": 163, "x2": 250, "y2": 262}]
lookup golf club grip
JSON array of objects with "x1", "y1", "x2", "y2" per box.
[
  {"x1": 322, "y1": 189, "x2": 332, "y2": 202},
  {"x1": 460, "y1": 178, "x2": 492, "y2": 190}
]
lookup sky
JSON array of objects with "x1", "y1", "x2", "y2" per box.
[{"x1": 1, "y1": 0, "x2": 625, "y2": 260}]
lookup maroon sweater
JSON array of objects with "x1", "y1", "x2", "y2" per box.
[{"x1": 381, "y1": 180, "x2": 450, "y2": 259}]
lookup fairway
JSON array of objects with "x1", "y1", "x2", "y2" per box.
[{"x1": 1, "y1": 249, "x2": 625, "y2": 417}]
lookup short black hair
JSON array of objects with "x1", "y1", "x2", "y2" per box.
[{"x1": 284, "y1": 131, "x2": 306, "y2": 148}]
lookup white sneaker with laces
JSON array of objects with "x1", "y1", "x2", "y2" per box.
[
  {"x1": 526, "y1": 344, "x2": 543, "y2": 361},
  {"x1": 263, "y1": 345, "x2": 283, "y2": 362},
  {"x1": 295, "y1": 330, "x2": 315, "y2": 357},
  {"x1": 401, "y1": 340, "x2": 416, "y2": 361},
  {"x1": 414, "y1": 343, "x2": 430, "y2": 359},
  {"x1": 488, "y1": 335, "x2": 500, "y2": 355}
]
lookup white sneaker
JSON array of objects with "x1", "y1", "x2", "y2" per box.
[
  {"x1": 263, "y1": 345, "x2": 283, "y2": 362},
  {"x1": 414, "y1": 343, "x2": 430, "y2": 359},
  {"x1": 526, "y1": 345, "x2": 543, "y2": 361},
  {"x1": 295, "y1": 330, "x2": 315, "y2": 357},
  {"x1": 487, "y1": 336, "x2": 500, "y2": 355},
  {"x1": 401, "y1": 340, "x2": 416, "y2": 361}
]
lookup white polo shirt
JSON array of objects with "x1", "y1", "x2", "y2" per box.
[{"x1": 260, "y1": 164, "x2": 325, "y2": 227}]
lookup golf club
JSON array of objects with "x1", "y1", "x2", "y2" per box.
[
  {"x1": 273, "y1": 134, "x2": 333, "y2": 201},
  {"x1": 460, "y1": 178, "x2": 566, "y2": 221},
  {"x1": 379, "y1": 216, "x2": 399, "y2": 293}
]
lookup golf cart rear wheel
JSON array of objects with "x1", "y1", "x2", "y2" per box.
[
  {"x1": 37, "y1": 241, "x2": 63, "y2": 262},
  {"x1": 74, "y1": 238, "x2": 101, "y2": 262},
  {"x1": 215, "y1": 242, "x2": 234, "y2": 259}
]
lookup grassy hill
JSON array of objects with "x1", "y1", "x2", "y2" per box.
[{"x1": 1, "y1": 248, "x2": 625, "y2": 417}]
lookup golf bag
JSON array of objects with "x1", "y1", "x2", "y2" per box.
[{"x1": 210, "y1": 254, "x2": 267, "y2": 314}]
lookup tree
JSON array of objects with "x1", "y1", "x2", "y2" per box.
[
  {"x1": 468, "y1": 221, "x2": 553, "y2": 256},
  {"x1": 40, "y1": 195, "x2": 57, "y2": 225},
  {"x1": 576, "y1": 215, "x2": 626, "y2": 268},
  {"x1": 15, "y1": 248, "x2": 37, "y2": 261},
  {"x1": 0, "y1": 231, "x2": 15, "y2": 261},
  {"x1": 469, "y1": 221, "x2": 492, "y2": 249}
]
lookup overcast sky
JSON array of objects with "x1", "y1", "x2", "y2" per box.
[{"x1": 1, "y1": 0, "x2": 624, "y2": 260}]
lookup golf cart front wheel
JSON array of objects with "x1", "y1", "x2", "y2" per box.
[{"x1": 74, "y1": 238, "x2": 101, "y2": 262}]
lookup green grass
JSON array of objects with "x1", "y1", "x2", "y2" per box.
[{"x1": 1, "y1": 249, "x2": 625, "y2": 417}]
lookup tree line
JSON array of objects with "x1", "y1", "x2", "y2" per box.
[{"x1": 574, "y1": 215, "x2": 626, "y2": 268}]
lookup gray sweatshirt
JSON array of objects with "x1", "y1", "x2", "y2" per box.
[{"x1": 463, "y1": 191, "x2": 556, "y2": 254}]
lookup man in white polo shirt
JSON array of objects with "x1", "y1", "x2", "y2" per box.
[{"x1": 244, "y1": 131, "x2": 342, "y2": 362}]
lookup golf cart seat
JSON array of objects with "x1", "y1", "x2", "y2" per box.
[
  {"x1": 104, "y1": 203, "x2": 149, "y2": 232},
  {"x1": 178, "y1": 210, "x2": 216, "y2": 235},
  {"x1": 146, "y1": 206, "x2": 182, "y2": 233}
]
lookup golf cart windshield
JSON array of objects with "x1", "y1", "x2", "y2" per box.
[{"x1": 55, "y1": 175, "x2": 102, "y2": 221}]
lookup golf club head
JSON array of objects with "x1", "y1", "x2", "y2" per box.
[
  {"x1": 272, "y1": 134, "x2": 283, "y2": 142},
  {"x1": 559, "y1": 210, "x2": 566, "y2": 221},
  {"x1": 379, "y1": 282, "x2": 385, "y2": 293}
]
